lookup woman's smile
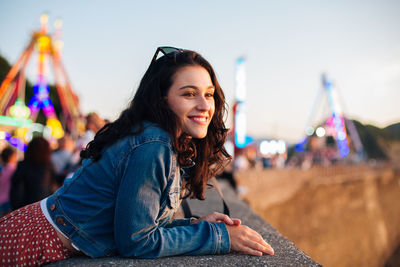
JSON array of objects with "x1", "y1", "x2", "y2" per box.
[
  {"x1": 188, "y1": 115, "x2": 208, "y2": 124},
  {"x1": 167, "y1": 65, "x2": 215, "y2": 138}
]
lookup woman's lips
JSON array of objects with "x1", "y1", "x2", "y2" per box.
[{"x1": 188, "y1": 116, "x2": 208, "y2": 125}]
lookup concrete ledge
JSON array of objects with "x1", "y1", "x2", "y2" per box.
[{"x1": 49, "y1": 181, "x2": 321, "y2": 266}]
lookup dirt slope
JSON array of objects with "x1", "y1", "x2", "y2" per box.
[{"x1": 236, "y1": 165, "x2": 400, "y2": 267}]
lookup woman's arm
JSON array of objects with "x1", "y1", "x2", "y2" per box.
[
  {"x1": 114, "y1": 142, "x2": 230, "y2": 258},
  {"x1": 192, "y1": 212, "x2": 274, "y2": 256}
]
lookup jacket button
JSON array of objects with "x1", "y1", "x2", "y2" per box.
[
  {"x1": 57, "y1": 218, "x2": 64, "y2": 225},
  {"x1": 50, "y1": 204, "x2": 55, "y2": 211}
]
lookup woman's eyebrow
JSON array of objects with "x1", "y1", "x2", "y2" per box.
[{"x1": 179, "y1": 85, "x2": 215, "y2": 90}]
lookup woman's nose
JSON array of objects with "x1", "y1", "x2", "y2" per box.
[{"x1": 196, "y1": 96, "x2": 210, "y2": 110}]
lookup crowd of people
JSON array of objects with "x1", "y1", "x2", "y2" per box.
[{"x1": 0, "y1": 112, "x2": 105, "y2": 218}]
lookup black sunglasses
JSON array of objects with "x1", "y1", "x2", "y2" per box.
[{"x1": 151, "y1": 46, "x2": 183, "y2": 63}]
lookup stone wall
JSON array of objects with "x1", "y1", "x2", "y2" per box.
[{"x1": 49, "y1": 181, "x2": 321, "y2": 266}]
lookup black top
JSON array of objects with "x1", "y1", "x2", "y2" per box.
[{"x1": 9, "y1": 161, "x2": 55, "y2": 210}]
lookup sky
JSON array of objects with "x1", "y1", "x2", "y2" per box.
[{"x1": 0, "y1": 0, "x2": 399, "y2": 142}]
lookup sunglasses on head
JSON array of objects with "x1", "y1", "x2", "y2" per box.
[{"x1": 151, "y1": 46, "x2": 184, "y2": 63}]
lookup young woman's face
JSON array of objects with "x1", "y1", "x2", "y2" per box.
[{"x1": 167, "y1": 65, "x2": 215, "y2": 138}]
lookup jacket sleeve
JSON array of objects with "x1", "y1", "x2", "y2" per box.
[
  {"x1": 114, "y1": 141, "x2": 230, "y2": 258},
  {"x1": 165, "y1": 218, "x2": 192, "y2": 227}
]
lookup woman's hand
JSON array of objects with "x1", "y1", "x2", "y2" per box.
[
  {"x1": 226, "y1": 224, "x2": 274, "y2": 256},
  {"x1": 191, "y1": 212, "x2": 241, "y2": 226}
]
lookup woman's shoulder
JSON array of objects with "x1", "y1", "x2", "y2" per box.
[
  {"x1": 104, "y1": 122, "x2": 173, "y2": 157},
  {"x1": 130, "y1": 121, "x2": 172, "y2": 146}
]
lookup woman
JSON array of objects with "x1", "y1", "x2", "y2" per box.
[
  {"x1": 9, "y1": 137, "x2": 59, "y2": 210},
  {"x1": 0, "y1": 147, "x2": 17, "y2": 217},
  {"x1": 0, "y1": 47, "x2": 274, "y2": 265}
]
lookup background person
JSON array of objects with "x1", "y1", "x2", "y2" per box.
[
  {"x1": 9, "y1": 136, "x2": 58, "y2": 210},
  {"x1": 51, "y1": 133, "x2": 80, "y2": 178},
  {"x1": 0, "y1": 146, "x2": 17, "y2": 217}
]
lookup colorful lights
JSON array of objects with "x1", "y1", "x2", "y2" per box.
[
  {"x1": 0, "y1": 131, "x2": 26, "y2": 151},
  {"x1": 38, "y1": 36, "x2": 51, "y2": 51},
  {"x1": 234, "y1": 104, "x2": 247, "y2": 148},
  {"x1": 315, "y1": 127, "x2": 326, "y2": 137},
  {"x1": 9, "y1": 99, "x2": 31, "y2": 119},
  {"x1": 234, "y1": 58, "x2": 248, "y2": 150},
  {"x1": 0, "y1": 131, "x2": 11, "y2": 140},
  {"x1": 27, "y1": 14, "x2": 63, "y2": 139},
  {"x1": 46, "y1": 118, "x2": 64, "y2": 139},
  {"x1": 305, "y1": 126, "x2": 314, "y2": 136},
  {"x1": 295, "y1": 137, "x2": 308, "y2": 152},
  {"x1": 0, "y1": 115, "x2": 33, "y2": 128},
  {"x1": 0, "y1": 14, "x2": 80, "y2": 153},
  {"x1": 322, "y1": 74, "x2": 349, "y2": 158},
  {"x1": 40, "y1": 14, "x2": 49, "y2": 25},
  {"x1": 260, "y1": 140, "x2": 286, "y2": 156}
]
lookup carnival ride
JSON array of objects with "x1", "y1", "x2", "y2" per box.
[
  {"x1": 295, "y1": 74, "x2": 364, "y2": 162},
  {"x1": 0, "y1": 14, "x2": 83, "y2": 151}
]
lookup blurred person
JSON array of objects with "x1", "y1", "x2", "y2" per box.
[
  {"x1": 0, "y1": 147, "x2": 17, "y2": 217},
  {"x1": 0, "y1": 47, "x2": 274, "y2": 265},
  {"x1": 9, "y1": 137, "x2": 58, "y2": 210},
  {"x1": 52, "y1": 133, "x2": 80, "y2": 177},
  {"x1": 216, "y1": 161, "x2": 237, "y2": 190},
  {"x1": 75, "y1": 112, "x2": 106, "y2": 151},
  {"x1": 233, "y1": 153, "x2": 250, "y2": 172}
]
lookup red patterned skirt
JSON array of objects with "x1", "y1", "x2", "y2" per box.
[{"x1": 0, "y1": 201, "x2": 72, "y2": 266}]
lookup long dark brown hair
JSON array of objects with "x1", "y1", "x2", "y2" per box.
[
  {"x1": 25, "y1": 137, "x2": 51, "y2": 167},
  {"x1": 81, "y1": 49, "x2": 231, "y2": 200}
]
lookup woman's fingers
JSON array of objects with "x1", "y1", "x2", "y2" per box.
[
  {"x1": 245, "y1": 239, "x2": 274, "y2": 256},
  {"x1": 232, "y1": 218, "x2": 241, "y2": 226},
  {"x1": 195, "y1": 213, "x2": 240, "y2": 227},
  {"x1": 238, "y1": 245, "x2": 263, "y2": 256},
  {"x1": 249, "y1": 231, "x2": 271, "y2": 249},
  {"x1": 247, "y1": 229, "x2": 274, "y2": 255},
  {"x1": 227, "y1": 224, "x2": 274, "y2": 256},
  {"x1": 216, "y1": 213, "x2": 234, "y2": 225},
  {"x1": 209, "y1": 212, "x2": 234, "y2": 225},
  {"x1": 196, "y1": 212, "x2": 242, "y2": 227}
]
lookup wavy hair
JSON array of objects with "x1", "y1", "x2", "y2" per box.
[{"x1": 81, "y1": 49, "x2": 231, "y2": 200}]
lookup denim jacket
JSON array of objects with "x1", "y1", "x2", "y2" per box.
[{"x1": 45, "y1": 122, "x2": 230, "y2": 258}]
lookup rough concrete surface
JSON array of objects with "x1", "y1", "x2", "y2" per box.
[{"x1": 49, "y1": 181, "x2": 321, "y2": 266}]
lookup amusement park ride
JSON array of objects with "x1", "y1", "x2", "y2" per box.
[
  {"x1": 295, "y1": 74, "x2": 364, "y2": 161},
  {"x1": 222, "y1": 54, "x2": 363, "y2": 164},
  {"x1": 0, "y1": 14, "x2": 83, "y2": 151}
]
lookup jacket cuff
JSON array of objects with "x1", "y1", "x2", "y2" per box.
[{"x1": 212, "y1": 222, "x2": 230, "y2": 254}]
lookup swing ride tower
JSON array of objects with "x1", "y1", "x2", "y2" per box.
[
  {"x1": 295, "y1": 74, "x2": 364, "y2": 162},
  {"x1": 0, "y1": 14, "x2": 83, "y2": 150}
]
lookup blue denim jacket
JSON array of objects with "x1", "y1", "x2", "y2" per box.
[{"x1": 46, "y1": 122, "x2": 230, "y2": 258}]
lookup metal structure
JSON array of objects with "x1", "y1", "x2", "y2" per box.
[
  {"x1": 0, "y1": 14, "x2": 83, "y2": 150},
  {"x1": 296, "y1": 74, "x2": 364, "y2": 161},
  {"x1": 233, "y1": 58, "x2": 247, "y2": 151}
]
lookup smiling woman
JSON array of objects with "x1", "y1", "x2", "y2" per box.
[
  {"x1": 0, "y1": 47, "x2": 274, "y2": 265},
  {"x1": 167, "y1": 65, "x2": 215, "y2": 139}
]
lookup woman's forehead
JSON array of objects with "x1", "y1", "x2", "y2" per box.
[{"x1": 171, "y1": 65, "x2": 213, "y2": 87}]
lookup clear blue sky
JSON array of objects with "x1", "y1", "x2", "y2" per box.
[{"x1": 1, "y1": 0, "x2": 399, "y2": 142}]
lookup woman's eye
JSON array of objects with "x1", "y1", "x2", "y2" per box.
[
  {"x1": 206, "y1": 92, "x2": 214, "y2": 98},
  {"x1": 183, "y1": 92, "x2": 195, "y2": 97}
]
